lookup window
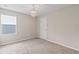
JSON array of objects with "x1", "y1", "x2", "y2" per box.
[{"x1": 0, "y1": 14, "x2": 17, "y2": 34}]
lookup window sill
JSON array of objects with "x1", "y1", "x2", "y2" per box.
[{"x1": 0, "y1": 33, "x2": 17, "y2": 37}]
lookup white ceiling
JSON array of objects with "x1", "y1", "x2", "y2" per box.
[{"x1": 0, "y1": 4, "x2": 70, "y2": 17}]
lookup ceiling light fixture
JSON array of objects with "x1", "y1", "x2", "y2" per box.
[{"x1": 30, "y1": 4, "x2": 38, "y2": 17}]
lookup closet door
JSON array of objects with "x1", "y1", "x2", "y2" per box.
[{"x1": 39, "y1": 17, "x2": 48, "y2": 39}]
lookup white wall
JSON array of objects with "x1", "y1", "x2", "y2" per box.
[
  {"x1": 47, "y1": 5, "x2": 79, "y2": 51},
  {"x1": 0, "y1": 8, "x2": 36, "y2": 45}
]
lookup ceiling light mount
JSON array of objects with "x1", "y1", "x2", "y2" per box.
[{"x1": 30, "y1": 4, "x2": 38, "y2": 17}]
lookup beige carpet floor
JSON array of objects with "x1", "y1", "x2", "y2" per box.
[{"x1": 0, "y1": 39, "x2": 78, "y2": 54}]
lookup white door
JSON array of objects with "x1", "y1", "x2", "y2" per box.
[{"x1": 39, "y1": 17, "x2": 48, "y2": 39}]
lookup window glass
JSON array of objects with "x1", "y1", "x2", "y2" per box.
[{"x1": 1, "y1": 14, "x2": 16, "y2": 34}]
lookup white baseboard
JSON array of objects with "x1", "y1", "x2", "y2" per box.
[
  {"x1": 40, "y1": 38, "x2": 79, "y2": 51},
  {"x1": 0, "y1": 36, "x2": 36, "y2": 46}
]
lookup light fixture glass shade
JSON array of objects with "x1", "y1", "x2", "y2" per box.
[{"x1": 30, "y1": 10, "x2": 37, "y2": 17}]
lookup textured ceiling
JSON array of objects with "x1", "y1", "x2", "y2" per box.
[{"x1": 0, "y1": 4, "x2": 70, "y2": 17}]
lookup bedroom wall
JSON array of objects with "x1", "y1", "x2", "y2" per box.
[
  {"x1": 47, "y1": 5, "x2": 79, "y2": 51},
  {"x1": 0, "y1": 8, "x2": 36, "y2": 45}
]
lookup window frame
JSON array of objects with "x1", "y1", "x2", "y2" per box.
[{"x1": 0, "y1": 13, "x2": 17, "y2": 36}]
